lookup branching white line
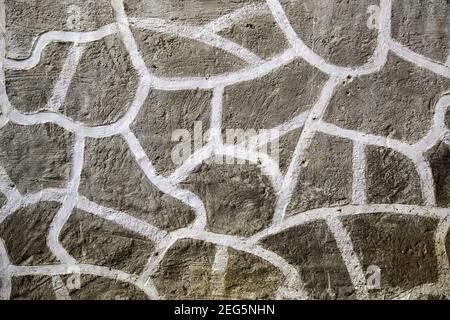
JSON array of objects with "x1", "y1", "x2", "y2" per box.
[
  {"x1": 129, "y1": 18, "x2": 263, "y2": 65},
  {"x1": 1, "y1": 0, "x2": 450, "y2": 300},
  {"x1": 51, "y1": 275, "x2": 71, "y2": 300},
  {"x1": 47, "y1": 135, "x2": 85, "y2": 264},
  {"x1": 47, "y1": 44, "x2": 86, "y2": 112},
  {"x1": 211, "y1": 245, "x2": 228, "y2": 297},
  {"x1": 9, "y1": 263, "x2": 159, "y2": 300}
]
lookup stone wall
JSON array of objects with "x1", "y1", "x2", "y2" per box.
[{"x1": 0, "y1": 0, "x2": 449, "y2": 300}]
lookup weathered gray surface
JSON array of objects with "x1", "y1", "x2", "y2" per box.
[{"x1": 1, "y1": 0, "x2": 450, "y2": 300}]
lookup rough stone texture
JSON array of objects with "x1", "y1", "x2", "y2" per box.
[
  {"x1": 125, "y1": 0, "x2": 262, "y2": 26},
  {"x1": 0, "y1": 123, "x2": 72, "y2": 194},
  {"x1": 131, "y1": 89, "x2": 212, "y2": 176},
  {"x1": 427, "y1": 142, "x2": 450, "y2": 207},
  {"x1": 262, "y1": 221, "x2": 355, "y2": 300},
  {"x1": 65, "y1": 275, "x2": 148, "y2": 300},
  {"x1": 60, "y1": 209, "x2": 155, "y2": 274},
  {"x1": 325, "y1": 54, "x2": 450, "y2": 143},
  {"x1": 223, "y1": 249, "x2": 284, "y2": 299},
  {"x1": 61, "y1": 35, "x2": 139, "y2": 126},
  {"x1": 2, "y1": 0, "x2": 450, "y2": 301},
  {"x1": 132, "y1": 28, "x2": 247, "y2": 77},
  {"x1": 80, "y1": 135, "x2": 195, "y2": 231},
  {"x1": 10, "y1": 276, "x2": 56, "y2": 300},
  {"x1": 0, "y1": 202, "x2": 61, "y2": 266},
  {"x1": 366, "y1": 146, "x2": 423, "y2": 205},
  {"x1": 5, "y1": 43, "x2": 72, "y2": 113},
  {"x1": 287, "y1": 133, "x2": 353, "y2": 215},
  {"x1": 223, "y1": 58, "x2": 328, "y2": 130},
  {"x1": 218, "y1": 13, "x2": 289, "y2": 60},
  {"x1": 182, "y1": 163, "x2": 276, "y2": 237},
  {"x1": 153, "y1": 239, "x2": 216, "y2": 299},
  {"x1": 342, "y1": 214, "x2": 439, "y2": 293},
  {"x1": 392, "y1": 0, "x2": 450, "y2": 63},
  {"x1": 280, "y1": 0, "x2": 379, "y2": 66},
  {"x1": 5, "y1": 0, "x2": 116, "y2": 59}
]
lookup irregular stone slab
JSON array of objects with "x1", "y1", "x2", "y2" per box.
[
  {"x1": 342, "y1": 213, "x2": 439, "y2": 293},
  {"x1": 218, "y1": 13, "x2": 289, "y2": 60},
  {"x1": 11, "y1": 276, "x2": 55, "y2": 300},
  {"x1": 262, "y1": 221, "x2": 355, "y2": 300},
  {"x1": 182, "y1": 163, "x2": 276, "y2": 237},
  {"x1": 223, "y1": 58, "x2": 327, "y2": 130},
  {"x1": 153, "y1": 239, "x2": 216, "y2": 299},
  {"x1": 0, "y1": 194, "x2": 6, "y2": 209},
  {"x1": 132, "y1": 29, "x2": 247, "y2": 77},
  {"x1": 61, "y1": 35, "x2": 139, "y2": 126},
  {"x1": 0, "y1": 202, "x2": 61, "y2": 266},
  {"x1": 6, "y1": 43, "x2": 72, "y2": 114},
  {"x1": 223, "y1": 248, "x2": 284, "y2": 299},
  {"x1": 0, "y1": 123, "x2": 72, "y2": 194},
  {"x1": 64, "y1": 275, "x2": 148, "y2": 300},
  {"x1": 280, "y1": 0, "x2": 379, "y2": 66},
  {"x1": 324, "y1": 54, "x2": 450, "y2": 143},
  {"x1": 426, "y1": 142, "x2": 450, "y2": 207},
  {"x1": 125, "y1": 0, "x2": 262, "y2": 26},
  {"x1": 5, "y1": 0, "x2": 116, "y2": 59},
  {"x1": 287, "y1": 133, "x2": 353, "y2": 216},
  {"x1": 80, "y1": 135, "x2": 195, "y2": 231},
  {"x1": 131, "y1": 89, "x2": 212, "y2": 176},
  {"x1": 392, "y1": 0, "x2": 450, "y2": 63},
  {"x1": 60, "y1": 209, "x2": 155, "y2": 274},
  {"x1": 366, "y1": 146, "x2": 423, "y2": 205}
]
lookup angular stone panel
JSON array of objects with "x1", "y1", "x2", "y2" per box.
[
  {"x1": 131, "y1": 89, "x2": 212, "y2": 176},
  {"x1": 80, "y1": 135, "x2": 195, "y2": 231},
  {"x1": 60, "y1": 209, "x2": 155, "y2": 274},
  {"x1": 6, "y1": 43, "x2": 72, "y2": 114},
  {"x1": 223, "y1": 249, "x2": 284, "y2": 299},
  {"x1": 366, "y1": 146, "x2": 423, "y2": 205},
  {"x1": 153, "y1": 239, "x2": 216, "y2": 299},
  {"x1": 280, "y1": 0, "x2": 379, "y2": 66},
  {"x1": 0, "y1": 202, "x2": 61, "y2": 266},
  {"x1": 182, "y1": 163, "x2": 276, "y2": 237},
  {"x1": 342, "y1": 213, "x2": 439, "y2": 292},
  {"x1": 262, "y1": 221, "x2": 355, "y2": 300},
  {"x1": 325, "y1": 54, "x2": 450, "y2": 143},
  {"x1": 287, "y1": 133, "x2": 353, "y2": 215},
  {"x1": 0, "y1": 123, "x2": 72, "y2": 194},
  {"x1": 61, "y1": 35, "x2": 139, "y2": 126},
  {"x1": 223, "y1": 58, "x2": 327, "y2": 130}
]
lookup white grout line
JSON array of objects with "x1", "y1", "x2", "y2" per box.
[
  {"x1": 352, "y1": 142, "x2": 367, "y2": 205},
  {"x1": 0, "y1": 238, "x2": 11, "y2": 300}
]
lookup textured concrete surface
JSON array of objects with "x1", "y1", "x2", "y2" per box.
[{"x1": 1, "y1": 0, "x2": 450, "y2": 300}]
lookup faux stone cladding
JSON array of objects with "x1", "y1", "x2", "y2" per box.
[{"x1": 0, "y1": 0, "x2": 450, "y2": 301}]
